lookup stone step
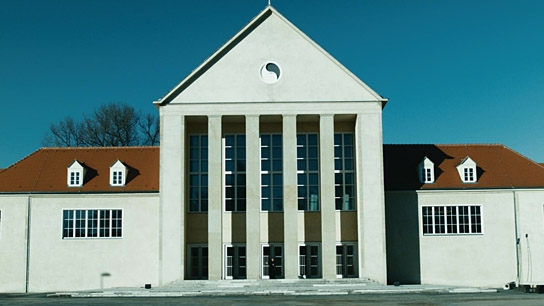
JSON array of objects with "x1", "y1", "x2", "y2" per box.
[{"x1": 159, "y1": 278, "x2": 379, "y2": 293}]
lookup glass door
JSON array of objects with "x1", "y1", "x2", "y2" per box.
[
  {"x1": 299, "y1": 244, "x2": 321, "y2": 278},
  {"x1": 262, "y1": 244, "x2": 284, "y2": 279}
]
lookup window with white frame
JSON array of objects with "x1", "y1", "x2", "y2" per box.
[
  {"x1": 336, "y1": 243, "x2": 357, "y2": 278},
  {"x1": 422, "y1": 205, "x2": 482, "y2": 235},
  {"x1": 224, "y1": 244, "x2": 247, "y2": 279},
  {"x1": 261, "y1": 134, "x2": 283, "y2": 212},
  {"x1": 225, "y1": 134, "x2": 246, "y2": 212},
  {"x1": 62, "y1": 209, "x2": 122, "y2": 238},
  {"x1": 189, "y1": 134, "x2": 208, "y2": 212},
  {"x1": 334, "y1": 133, "x2": 355, "y2": 210},
  {"x1": 70, "y1": 171, "x2": 81, "y2": 186},
  {"x1": 464, "y1": 168, "x2": 475, "y2": 182},
  {"x1": 297, "y1": 134, "x2": 319, "y2": 211},
  {"x1": 299, "y1": 243, "x2": 321, "y2": 278}
]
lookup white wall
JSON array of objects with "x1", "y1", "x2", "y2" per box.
[
  {"x1": 25, "y1": 193, "x2": 159, "y2": 292},
  {"x1": 0, "y1": 196, "x2": 29, "y2": 293},
  {"x1": 417, "y1": 190, "x2": 517, "y2": 287},
  {"x1": 516, "y1": 190, "x2": 544, "y2": 285}
]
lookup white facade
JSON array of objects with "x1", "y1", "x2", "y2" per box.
[{"x1": 0, "y1": 193, "x2": 159, "y2": 293}]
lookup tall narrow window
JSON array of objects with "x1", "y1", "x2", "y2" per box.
[
  {"x1": 63, "y1": 209, "x2": 122, "y2": 239},
  {"x1": 297, "y1": 134, "x2": 319, "y2": 211},
  {"x1": 189, "y1": 135, "x2": 208, "y2": 212},
  {"x1": 225, "y1": 134, "x2": 246, "y2": 212},
  {"x1": 464, "y1": 168, "x2": 475, "y2": 182},
  {"x1": 334, "y1": 133, "x2": 355, "y2": 210},
  {"x1": 261, "y1": 134, "x2": 283, "y2": 211}
]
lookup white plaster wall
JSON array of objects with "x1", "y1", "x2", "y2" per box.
[
  {"x1": 417, "y1": 190, "x2": 517, "y2": 287},
  {"x1": 516, "y1": 190, "x2": 544, "y2": 285},
  {"x1": 26, "y1": 193, "x2": 159, "y2": 292},
  {"x1": 0, "y1": 196, "x2": 29, "y2": 293}
]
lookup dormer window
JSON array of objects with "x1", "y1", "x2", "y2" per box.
[
  {"x1": 418, "y1": 157, "x2": 435, "y2": 184},
  {"x1": 67, "y1": 160, "x2": 85, "y2": 187},
  {"x1": 110, "y1": 160, "x2": 127, "y2": 187},
  {"x1": 457, "y1": 156, "x2": 477, "y2": 183}
]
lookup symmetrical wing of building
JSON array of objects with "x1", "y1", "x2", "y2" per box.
[{"x1": 1, "y1": 6, "x2": 544, "y2": 292}]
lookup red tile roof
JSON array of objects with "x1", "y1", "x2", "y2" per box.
[
  {"x1": 384, "y1": 144, "x2": 544, "y2": 190},
  {"x1": 0, "y1": 147, "x2": 159, "y2": 193},
  {"x1": 1, "y1": 144, "x2": 541, "y2": 193}
]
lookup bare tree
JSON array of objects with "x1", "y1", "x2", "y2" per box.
[
  {"x1": 42, "y1": 103, "x2": 159, "y2": 147},
  {"x1": 139, "y1": 112, "x2": 160, "y2": 146}
]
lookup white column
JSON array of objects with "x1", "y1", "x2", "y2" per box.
[
  {"x1": 283, "y1": 115, "x2": 299, "y2": 279},
  {"x1": 159, "y1": 113, "x2": 185, "y2": 284},
  {"x1": 355, "y1": 111, "x2": 387, "y2": 284},
  {"x1": 319, "y1": 114, "x2": 336, "y2": 279},
  {"x1": 208, "y1": 115, "x2": 223, "y2": 280},
  {"x1": 246, "y1": 115, "x2": 261, "y2": 279}
]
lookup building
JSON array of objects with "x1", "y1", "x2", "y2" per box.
[
  {"x1": 155, "y1": 5, "x2": 387, "y2": 285},
  {"x1": 1, "y1": 6, "x2": 544, "y2": 292},
  {"x1": 0, "y1": 147, "x2": 160, "y2": 292},
  {"x1": 385, "y1": 144, "x2": 544, "y2": 287}
]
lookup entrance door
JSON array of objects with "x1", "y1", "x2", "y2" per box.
[
  {"x1": 188, "y1": 245, "x2": 208, "y2": 279},
  {"x1": 262, "y1": 244, "x2": 284, "y2": 279},
  {"x1": 336, "y1": 244, "x2": 357, "y2": 278},
  {"x1": 225, "y1": 245, "x2": 247, "y2": 279},
  {"x1": 299, "y1": 244, "x2": 321, "y2": 278}
]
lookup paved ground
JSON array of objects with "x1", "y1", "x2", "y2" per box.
[
  {"x1": 2, "y1": 279, "x2": 544, "y2": 305},
  {"x1": 2, "y1": 291, "x2": 544, "y2": 306}
]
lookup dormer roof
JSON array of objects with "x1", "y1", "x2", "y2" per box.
[
  {"x1": 0, "y1": 147, "x2": 159, "y2": 193},
  {"x1": 67, "y1": 160, "x2": 86, "y2": 187},
  {"x1": 418, "y1": 156, "x2": 435, "y2": 184},
  {"x1": 384, "y1": 144, "x2": 544, "y2": 190},
  {"x1": 155, "y1": 6, "x2": 387, "y2": 107},
  {"x1": 456, "y1": 156, "x2": 477, "y2": 183},
  {"x1": 110, "y1": 159, "x2": 128, "y2": 187}
]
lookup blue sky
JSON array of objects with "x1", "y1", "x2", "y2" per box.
[{"x1": 1, "y1": 0, "x2": 543, "y2": 168}]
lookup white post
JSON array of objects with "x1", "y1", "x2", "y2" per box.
[
  {"x1": 283, "y1": 115, "x2": 299, "y2": 279},
  {"x1": 208, "y1": 115, "x2": 223, "y2": 280}
]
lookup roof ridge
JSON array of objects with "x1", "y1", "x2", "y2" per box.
[
  {"x1": 493, "y1": 145, "x2": 513, "y2": 188},
  {"x1": 384, "y1": 143, "x2": 505, "y2": 147},
  {"x1": 0, "y1": 149, "x2": 43, "y2": 173},
  {"x1": 39, "y1": 146, "x2": 159, "y2": 151},
  {"x1": 500, "y1": 144, "x2": 544, "y2": 169}
]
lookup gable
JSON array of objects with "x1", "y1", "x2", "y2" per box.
[{"x1": 158, "y1": 7, "x2": 385, "y2": 105}]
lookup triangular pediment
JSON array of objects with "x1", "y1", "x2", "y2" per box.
[{"x1": 156, "y1": 6, "x2": 386, "y2": 106}]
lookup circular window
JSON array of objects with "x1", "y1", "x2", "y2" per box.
[{"x1": 260, "y1": 62, "x2": 281, "y2": 84}]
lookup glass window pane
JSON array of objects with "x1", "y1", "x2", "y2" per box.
[
  {"x1": 262, "y1": 199, "x2": 271, "y2": 211},
  {"x1": 273, "y1": 199, "x2": 283, "y2": 211},
  {"x1": 308, "y1": 134, "x2": 317, "y2": 146}
]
